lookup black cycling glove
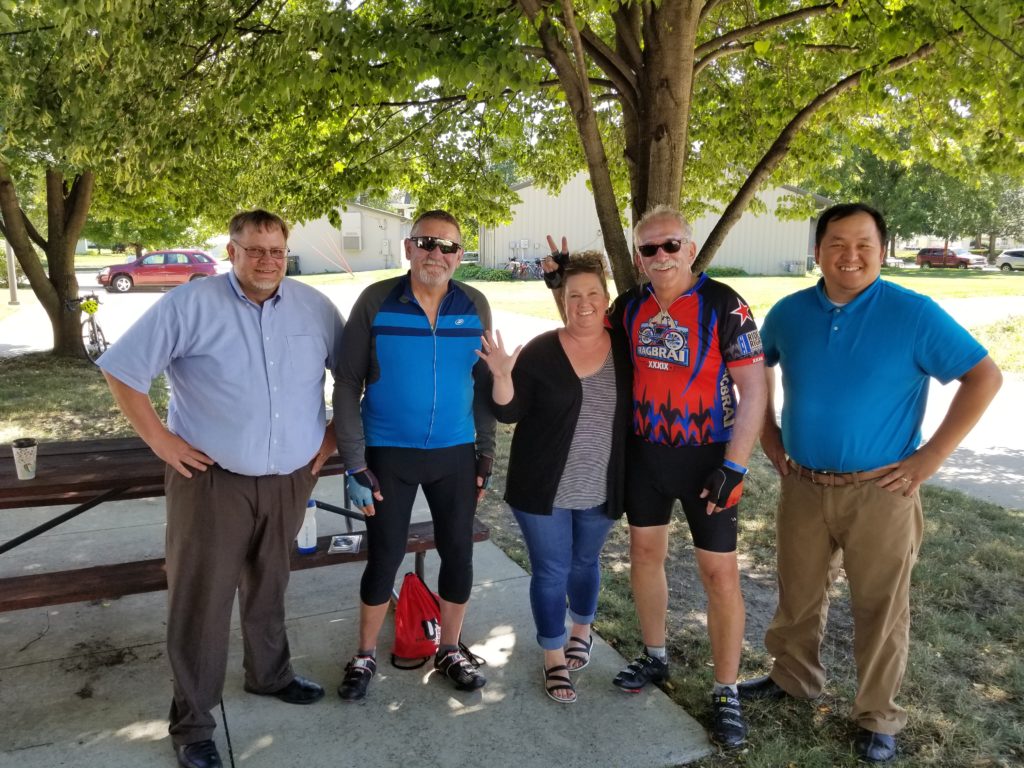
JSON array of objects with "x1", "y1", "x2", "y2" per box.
[
  {"x1": 543, "y1": 249, "x2": 569, "y2": 289},
  {"x1": 476, "y1": 454, "x2": 494, "y2": 490},
  {"x1": 701, "y1": 463, "x2": 746, "y2": 510}
]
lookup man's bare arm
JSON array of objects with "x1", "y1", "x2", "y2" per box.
[
  {"x1": 878, "y1": 356, "x2": 1002, "y2": 495},
  {"x1": 103, "y1": 372, "x2": 213, "y2": 478},
  {"x1": 702, "y1": 360, "x2": 769, "y2": 514},
  {"x1": 759, "y1": 365, "x2": 788, "y2": 476}
]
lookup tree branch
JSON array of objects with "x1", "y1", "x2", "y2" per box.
[
  {"x1": 21, "y1": 210, "x2": 48, "y2": 250},
  {"x1": 694, "y1": 40, "x2": 861, "y2": 76},
  {"x1": 957, "y1": 5, "x2": 1024, "y2": 60},
  {"x1": 696, "y1": 40, "x2": 937, "y2": 270},
  {"x1": 699, "y1": 0, "x2": 729, "y2": 26},
  {"x1": 0, "y1": 25, "x2": 57, "y2": 37},
  {"x1": 694, "y1": 2, "x2": 838, "y2": 59},
  {"x1": 579, "y1": 26, "x2": 638, "y2": 118},
  {"x1": 610, "y1": 5, "x2": 643, "y2": 74},
  {"x1": 694, "y1": 43, "x2": 748, "y2": 77},
  {"x1": 560, "y1": 0, "x2": 592, "y2": 96}
]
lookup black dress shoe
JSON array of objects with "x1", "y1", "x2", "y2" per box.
[
  {"x1": 855, "y1": 729, "x2": 897, "y2": 763},
  {"x1": 736, "y1": 675, "x2": 789, "y2": 701},
  {"x1": 245, "y1": 674, "x2": 325, "y2": 704},
  {"x1": 176, "y1": 739, "x2": 222, "y2": 768}
]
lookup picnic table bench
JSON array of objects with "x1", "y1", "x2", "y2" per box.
[{"x1": 0, "y1": 437, "x2": 489, "y2": 613}]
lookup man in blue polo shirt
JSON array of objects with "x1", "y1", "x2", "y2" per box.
[
  {"x1": 100, "y1": 210, "x2": 345, "y2": 768},
  {"x1": 737, "y1": 203, "x2": 1002, "y2": 762}
]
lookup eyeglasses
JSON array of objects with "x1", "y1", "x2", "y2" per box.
[
  {"x1": 231, "y1": 239, "x2": 289, "y2": 261},
  {"x1": 408, "y1": 236, "x2": 462, "y2": 255},
  {"x1": 637, "y1": 239, "x2": 688, "y2": 258}
]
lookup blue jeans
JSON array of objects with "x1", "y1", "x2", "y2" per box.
[{"x1": 512, "y1": 504, "x2": 616, "y2": 650}]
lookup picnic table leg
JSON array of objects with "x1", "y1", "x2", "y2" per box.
[{"x1": 0, "y1": 487, "x2": 125, "y2": 556}]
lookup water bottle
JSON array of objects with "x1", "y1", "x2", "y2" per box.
[{"x1": 297, "y1": 499, "x2": 317, "y2": 554}]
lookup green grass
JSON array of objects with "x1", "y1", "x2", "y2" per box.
[
  {"x1": 74, "y1": 251, "x2": 136, "y2": 269},
  {"x1": 300, "y1": 268, "x2": 407, "y2": 288},
  {"x1": 0, "y1": 352, "x2": 168, "y2": 443},
  {"x1": 971, "y1": 316, "x2": 1024, "y2": 373}
]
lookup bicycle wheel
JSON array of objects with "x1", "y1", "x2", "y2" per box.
[{"x1": 81, "y1": 320, "x2": 109, "y2": 362}]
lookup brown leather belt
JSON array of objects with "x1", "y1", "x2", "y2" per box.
[{"x1": 787, "y1": 459, "x2": 896, "y2": 487}]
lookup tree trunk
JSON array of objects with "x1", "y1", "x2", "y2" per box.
[
  {"x1": 519, "y1": 0, "x2": 636, "y2": 293},
  {"x1": 0, "y1": 164, "x2": 94, "y2": 357},
  {"x1": 637, "y1": 0, "x2": 700, "y2": 217}
]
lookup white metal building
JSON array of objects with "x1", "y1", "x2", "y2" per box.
[
  {"x1": 287, "y1": 202, "x2": 412, "y2": 274},
  {"x1": 478, "y1": 172, "x2": 823, "y2": 275}
]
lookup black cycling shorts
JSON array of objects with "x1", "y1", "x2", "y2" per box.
[
  {"x1": 625, "y1": 437, "x2": 738, "y2": 553},
  {"x1": 360, "y1": 443, "x2": 478, "y2": 605}
]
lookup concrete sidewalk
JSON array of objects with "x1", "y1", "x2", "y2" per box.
[{"x1": 0, "y1": 475, "x2": 713, "y2": 768}]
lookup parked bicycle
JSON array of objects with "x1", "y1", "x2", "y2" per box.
[
  {"x1": 503, "y1": 256, "x2": 545, "y2": 280},
  {"x1": 66, "y1": 293, "x2": 109, "y2": 362}
]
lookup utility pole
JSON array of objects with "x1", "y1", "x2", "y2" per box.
[{"x1": 5, "y1": 239, "x2": 18, "y2": 305}]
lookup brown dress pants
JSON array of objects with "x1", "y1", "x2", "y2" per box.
[
  {"x1": 765, "y1": 471, "x2": 924, "y2": 735},
  {"x1": 164, "y1": 463, "x2": 317, "y2": 747}
]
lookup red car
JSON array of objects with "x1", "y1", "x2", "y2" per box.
[{"x1": 98, "y1": 250, "x2": 228, "y2": 292}]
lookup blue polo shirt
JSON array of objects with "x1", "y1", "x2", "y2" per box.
[
  {"x1": 761, "y1": 277, "x2": 986, "y2": 471},
  {"x1": 99, "y1": 272, "x2": 345, "y2": 477}
]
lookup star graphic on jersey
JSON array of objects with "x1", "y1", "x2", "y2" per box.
[{"x1": 730, "y1": 299, "x2": 753, "y2": 325}]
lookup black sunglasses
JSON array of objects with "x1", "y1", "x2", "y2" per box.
[
  {"x1": 637, "y1": 239, "x2": 687, "y2": 258},
  {"x1": 408, "y1": 236, "x2": 462, "y2": 255}
]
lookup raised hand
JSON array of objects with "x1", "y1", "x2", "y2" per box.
[
  {"x1": 543, "y1": 234, "x2": 569, "y2": 273},
  {"x1": 475, "y1": 329, "x2": 522, "y2": 379}
]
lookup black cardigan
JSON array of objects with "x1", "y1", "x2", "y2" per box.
[{"x1": 491, "y1": 329, "x2": 632, "y2": 518}]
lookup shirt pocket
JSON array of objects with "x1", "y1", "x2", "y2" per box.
[{"x1": 286, "y1": 334, "x2": 327, "y2": 386}]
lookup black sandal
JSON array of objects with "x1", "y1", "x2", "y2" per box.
[
  {"x1": 543, "y1": 663, "x2": 576, "y2": 704},
  {"x1": 565, "y1": 634, "x2": 593, "y2": 671}
]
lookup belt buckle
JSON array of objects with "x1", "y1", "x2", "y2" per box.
[{"x1": 810, "y1": 468, "x2": 834, "y2": 486}]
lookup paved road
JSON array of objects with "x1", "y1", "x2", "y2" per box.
[{"x1": 2, "y1": 274, "x2": 1020, "y2": 508}]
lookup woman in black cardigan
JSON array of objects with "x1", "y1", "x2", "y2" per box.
[{"x1": 477, "y1": 252, "x2": 631, "y2": 703}]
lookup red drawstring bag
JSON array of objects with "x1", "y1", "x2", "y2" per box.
[{"x1": 391, "y1": 571, "x2": 441, "y2": 669}]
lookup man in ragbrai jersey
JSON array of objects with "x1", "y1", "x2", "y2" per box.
[{"x1": 545, "y1": 205, "x2": 766, "y2": 749}]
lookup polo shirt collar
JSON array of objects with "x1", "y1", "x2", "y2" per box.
[
  {"x1": 813, "y1": 275, "x2": 882, "y2": 313},
  {"x1": 227, "y1": 269, "x2": 285, "y2": 307}
]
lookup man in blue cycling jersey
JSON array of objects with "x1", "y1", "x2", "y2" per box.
[{"x1": 333, "y1": 209, "x2": 496, "y2": 700}]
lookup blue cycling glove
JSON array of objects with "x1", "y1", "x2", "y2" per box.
[{"x1": 346, "y1": 468, "x2": 380, "y2": 508}]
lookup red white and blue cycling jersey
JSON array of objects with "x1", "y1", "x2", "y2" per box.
[{"x1": 607, "y1": 273, "x2": 763, "y2": 447}]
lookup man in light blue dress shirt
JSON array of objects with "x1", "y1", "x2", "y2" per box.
[{"x1": 99, "y1": 210, "x2": 345, "y2": 768}]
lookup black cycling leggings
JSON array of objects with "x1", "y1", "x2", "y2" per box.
[{"x1": 360, "y1": 443, "x2": 478, "y2": 605}]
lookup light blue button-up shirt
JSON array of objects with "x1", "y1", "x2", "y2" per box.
[{"x1": 99, "y1": 272, "x2": 345, "y2": 476}]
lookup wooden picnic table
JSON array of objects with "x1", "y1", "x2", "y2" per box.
[{"x1": 0, "y1": 437, "x2": 488, "y2": 612}]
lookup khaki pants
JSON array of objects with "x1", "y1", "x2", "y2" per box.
[
  {"x1": 164, "y1": 463, "x2": 317, "y2": 746},
  {"x1": 765, "y1": 471, "x2": 923, "y2": 734}
]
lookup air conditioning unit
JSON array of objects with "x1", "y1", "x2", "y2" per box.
[{"x1": 341, "y1": 212, "x2": 362, "y2": 251}]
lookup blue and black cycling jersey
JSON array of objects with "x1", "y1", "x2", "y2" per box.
[{"x1": 333, "y1": 273, "x2": 496, "y2": 469}]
